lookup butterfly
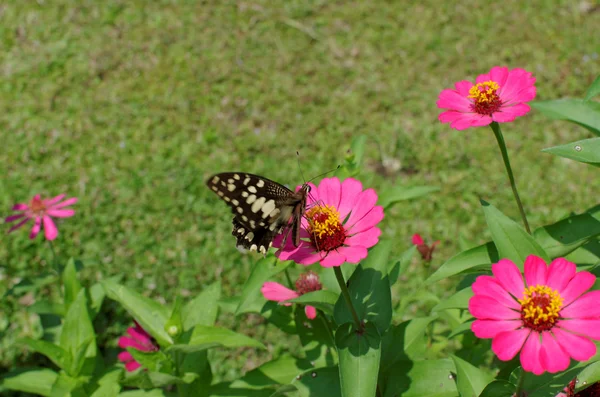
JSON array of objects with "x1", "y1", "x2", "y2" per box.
[{"x1": 206, "y1": 173, "x2": 310, "y2": 254}]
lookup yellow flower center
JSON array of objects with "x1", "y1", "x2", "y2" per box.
[
  {"x1": 518, "y1": 285, "x2": 563, "y2": 332},
  {"x1": 306, "y1": 205, "x2": 346, "y2": 251},
  {"x1": 467, "y1": 81, "x2": 502, "y2": 115}
]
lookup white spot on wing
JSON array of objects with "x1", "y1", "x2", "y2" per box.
[
  {"x1": 233, "y1": 174, "x2": 240, "y2": 180},
  {"x1": 211, "y1": 186, "x2": 218, "y2": 191},
  {"x1": 242, "y1": 215, "x2": 248, "y2": 222},
  {"x1": 242, "y1": 191, "x2": 249, "y2": 198},
  {"x1": 251, "y1": 197, "x2": 266, "y2": 213},
  {"x1": 261, "y1": 200, "x2": 276, "y2": 218},
  {"x1": 232, "y1": 199, "x2": 239, "y2": 206},
  {"x1": 237, "y1": 207, "x2": 243, "y2": 214},
  {"x1": 248, "y1": 186, "x2": 257, "y2": 193},
  {"x1": 243, "y1": 177, "x2": 250, "y2": 185},
  {"x1": 246, "y1": 194, "x2": 256, "y2": 204},
  {"x1": 250, "y1": 244, "x2": 258, "y2": 251},
  {"x1": 228, "y1": 178, "x2": 234, "y2": 183},
  {"x1": 245, "y1": 232, "x2": 255, "y2": 241},
  {"x1": 227, "y1": 184, "x2": 236, "y2": 192},
  {"x1": 217, "y1": 191, "x2": 224, "y2": 197},
  {"x1": 257, "y1": 180, "x2": 265, "y2": 188},
  {"x1": 212, "y1": 176, "x2": 220, "y2": 184}
]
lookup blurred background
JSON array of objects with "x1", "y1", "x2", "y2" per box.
[{"x1": 1, "y1": 0, "x2": 599, "y2": 382}]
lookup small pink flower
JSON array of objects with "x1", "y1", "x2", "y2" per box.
[
  {"x1": 118, "y1": 321, "x2": 159, "y2": 372},
  {"x1": 261, "y1": 271, "x2": 323, "y2": 319},
  {"x1": 437, "y1": 66, "x2": 536, "y2": 130},
  {"x1": 469, "y1": 255, "x2": 600, "y2": 375},
  {"x1": 275, "y1": 177, "x2": 383, "y2": 267},
  {"x1": 5, "y1": 194, "x2": 77, "y2": 241},
  {"x1": 412, "y1": 233, "x2": 440, "y2": 261}
]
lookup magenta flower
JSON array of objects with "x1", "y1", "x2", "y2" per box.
[
  {"x1": 412, "y1": 233, "x2": 440, "y2": 261},
  {"x1": 437, "y1": 66, "x2": 536, "y2": 130},
  {"x1": 5, "y1": 194, "x2": 77, "y2": 241},
  {"x1": 118, "y1": 321, "x2": 159, "y2": 372},
  {"x1": 275, "y1": 177, "x2": 383, "y2": 267},
  {"x1": 261, "y1": 271, "x2": 323, "y2": 319},
  {"x1": 469, "y1": 255, "x2": 600, "y2": 375}
]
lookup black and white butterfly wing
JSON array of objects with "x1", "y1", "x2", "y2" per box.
[{"x1": 206, "y1": 172, "x2": 308, "y2": 254}]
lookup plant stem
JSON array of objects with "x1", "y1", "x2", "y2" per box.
[
  {"x1": 514, "y1": 368, "x2": 526, "y2": 397},
  {"x1": 333, "y1": 266, "x2": 362, "y2": 331},
  {"x1": 48, "y1": 240, "x2": 60, "y2": 274},
  {"x1": 490, "y1": 122, "x2": 531, "y2": 234},
  {"x1": 318, "y1": 311, "x2": 336, "y2": 346}
]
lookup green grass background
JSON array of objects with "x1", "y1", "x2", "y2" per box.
[{"x1": 1, "y1": 0, "x2": 599, "y2": 382}]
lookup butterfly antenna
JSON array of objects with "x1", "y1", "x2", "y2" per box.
[
  {"x1": 307, "y1": 165, "x2": 341, "y2": 183},
  {"x1": 296, "y1": 151, "x2": 307, "y2": 183}
]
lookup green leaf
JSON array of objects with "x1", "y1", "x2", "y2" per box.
[
  {"x1": 481, "y1": 200, "x2": 550, "y2": 266},
  {"x1": 531, "y1": 98, "x2": 600, "y2": 135},
  {"x1": 168, "y1": 325, "x2": 265, "y2": 353},
  {"x1": 333, "y1": 265, "x2": 392, "y2": 334},
  {"x1": 50, "y1": 372, "x2": 86, "y2": 397},
  {"x1": 60, "y1": 289, "x2": 96, "y2": 377},
  {"x1": 381, "y1": 359, "x2": 457, "y2": 397},
  {"x1": 295, "y1": 306, "x2": 337, "y2": 368},
  {"x1": 165, "y1": 296, "x2": 183, "y2": 339},
  {"x1": 585, "y1": 75, "x2": 600, "y2": 101},
  {"x1": 534, "y1": 212, "x2": 600, "y2": 258},
  {"x1": 88, "y1": 282, "x2": 107, "y2": 320},
  {"x1": 236, "y1": 354, "x2": 313, "y2": 388},
  {"x1": 479, "y1": 380, "x2": 516, "y2": 397},
  {"x1": 127, "y1": 349, "x2": 173, "y2": 373},
  {"x1": 121, "y1": 370, "x2": 193, "y2": 389},
  {"x1": 62, "y1": 258, "x2": 82, "y2": 313},
  {"x1": 288, "y1": 290, "x2": 339, "y2": 316},
  {"x1": 379, "y1": 186, "x2": 440, "y2": 209},
  {"x1": 179, "y1": 350, "x2": 212, "y2": 397},
  {"x1": 380, "y1": 317, "x2": 437, "y2": 372},
  {"x1": 576, "y1": 360, "x2": 600, "y2": 392},
  {"x1": 542, "y1": 137, "x2": 600, "y2": 165},
  {"x1": 236, "y1": 256, "x2": 291, "y2": 315},
  {"x1": 118, "y1": 390, "x2": 168, "y2": 397},
  {"x1": 426, "y1": 242, "x2": 498, "y2": 284},
  {"x1": 451, "y1": 355, "x2": 494, "y2": 397},
  {"x1": 432, "y1": 288, "x2": 473, "y2": 312},
  {"x1": 182, "y1": 281, "x2": 221, "y2": 330},
  {"x1": 292, "y1": 366, "x2": 341, "y2": 397},
  {"x1": 90, "y1": 381, "x2": 121, "y2": 397},
  {"x1": 336, "y1": 322, "x2": 381, "y2": 397},
  {"x1": 20, "y1": 338, "x2": 70, "y2": 371},
  {"x1": 102, "y1": 280, "x2": 172, "y2": 346},
  {"x1": 389, "y1": 245, "x2": 417, "y2": 286},
  {"x1": 1, "y1": 368, "x2": 58, "y2": 396}
]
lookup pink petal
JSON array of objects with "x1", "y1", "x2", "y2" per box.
[
  {"x1": 345, "y1": 228, "x2": 381, "y2": 248},
  {"x1": 556, "y1": 319, "x2": 600, "y2": 340},
  {"x1": 336, "y1": 245, "x2": 368, "y2": 264},
  {"x1": 469, "y1": 295, "x2": 521, "y2": 320},
  {"x1": 125, "y1": 361, "x2": 141, "y2": 372},
  {"x1": 305, "y1": 305, "x2": 317, "y2": 320},
  {"x1": 5, "y1": 214, "x2": 25, "y2": 223},
  {"x1": 492, "y1": 259, "x2": 525, "y2": 300},
  {"x1": 337, "y1": 178, "x2": 364, "y2": 221},
  {"x1": 546, "y1": 258, "x2": 576, "y2": 292},
  {"x1": 42, "y1": 216, "x2": 58, "y2": 241},
  {"x1": 539, "y1": 331, "x2": 570, "y2": 373},
  {"x1": 118, "y1": 351, "x2": 133, "y2": 362},
  {"x1": 128, "y1": 327, "x2": 154, "y2": 350},
  {"x1": 44, "y1": 194, "x2": 66, "y2": 207},
  {"x1": 472, "y1": 276, "x2": 521, "y2": 310},
  {"x1": 498, "y1": 68, "x2": 536, "y2": 104},
  {"x1": 46, "y1": 209, "x2": 76, "y2": 218},
  {"x1": 492, "y1": 328, "x2": 530, "y2": 361},
  {"x1": 552, "y1": 327, "x2": 596, "y2": 361},
  {"x1": 8, "y1": 217, "x2": 30, "y2": 233},
  {"x1": 524, "y1": 255, "x2": 548, "y2": 287},
  {"x1": 436, "y1": 88, "x2": 473, "y2": 111},
  {"x1": 276, "y1": 241, "x2": 321, "y2": 266},
  {"x1": 440, "y1": 111, "x2": 491, "y2": 130},
  {"x1": 520, "y1": 332, "x2": 544, "y2": 375},
  {"x1": 11, "y1": 203, "x2": 29, "y2": 211},
  {"x1": 49, "y1": 197, "x2": 78, "y2": 210},
  {"x1": 319, "y1": 252, "x2": 347, "y2": 267},
  {"x1": 317, "y1": 178, "x2": 342, "y2": 212},
  {"x1": 261, "y1": 282, "x2": 299, "y2": 303},
  {"x1": 560, "y1": 274, "x2": 597, "y2": 310},
  {"x1": 471, "y1": 319, "x2": 522, "y2": 338},
  {"x1": 345, "y1": 188, "x2": 379, "y2": 230},
  {"x1": 561, "y1": 290, "x2": 600, "y2": 318},
  {"x1": 454, "y1": 80, "x2": 475, "y2": 96},
  {"x1": 118, "y1": 336, "x2": 148, "y2": 351},
  {"x1": 492, "y1": 104, "x2": 531, "y2": 123},
  {"x1": 412, "y1": 234, "x2": 424, "y2": 245},
  {"x1": 486, "y1": 66, "x2": 509, "y2": 87},
  {"x1": 346, "y1": 206, "x2": 384, "y2": 235},
  {"x1": 29, "y1": 217, "x2": 42, "y2": 239}
]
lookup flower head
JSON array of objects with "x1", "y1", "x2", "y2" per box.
[
  {"x1": 261, "y1": 271, "x2": 323, "y2": 319},
  {"x1": 118, "y1": 321, "x2": 159, "y2": 372},
  {"x1": 5, "y1": 194, "x2": 77, "y2": 241},
  {"x1": 275, "y1": 177, "x2": 383, "y2": 267},
  {"x1": 437, "y1": 66, "x2": 536, "y2": 130},
  {"x1": 412, "y1": 233, "x2": 440, "y2": 261},
  {"x1": 469, "y1": 256, "x2": 600, "y2": 375}
]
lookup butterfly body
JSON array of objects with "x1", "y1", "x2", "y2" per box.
[{"x1": 206, "y1": 172, "x2": 309, "y2": 253}]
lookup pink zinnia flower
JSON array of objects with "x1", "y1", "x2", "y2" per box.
[
  {"x1": 261, "y1": 271, "x2": 323, "y2": 319},
  {"x1": 412, "y1": 233, "x2": 440, "y2": 261},
  {"x1": 118, "y1": 321, "x2": 159, "y2": 372},
  {"x1": 5, "y1": 194, "x2": 77, "y2": 241},
  {"x1": 437, "y1": 66, "x2": 536, "y2": 130},
  {"x1": 469, "y1": 255, "x2": 600, "y2": 375},
  {"x1": 275, "y1": 177, "x2": 383, "y2": 267}
]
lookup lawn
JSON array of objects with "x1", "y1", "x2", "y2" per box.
[{"x1": 1, "y1": 0, "x2": 599, "y2": 385}]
